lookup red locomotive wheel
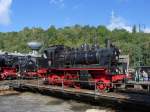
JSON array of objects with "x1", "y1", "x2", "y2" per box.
[
  {"x1": 96, "y1": 81, "x2": 106, "y2": 91},
  {"x1": 51, "y1": 75, "x2": 61, "y2": 85}
]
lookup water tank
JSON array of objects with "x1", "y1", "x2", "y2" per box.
[{"x1": 27, "y1": 41, "x2": 42, "y2": 50}]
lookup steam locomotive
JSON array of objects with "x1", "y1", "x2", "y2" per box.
[
  {"x1": 0, "y1": 53, "x2": 48, "y2": 80},
  {"x1": 43, "y1": 39, "x2": 126, "y2": 91}
]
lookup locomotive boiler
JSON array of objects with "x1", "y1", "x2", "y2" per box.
[{"x1": 43, "y1": 39, "x2": 120, "y2": 69}]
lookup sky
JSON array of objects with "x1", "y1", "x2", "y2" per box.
[{"x1": 0, "y1": 0, "x2": 150, "y2": 32}]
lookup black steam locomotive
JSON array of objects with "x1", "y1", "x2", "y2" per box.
[
  {"x1": 0, "y1": 53, "x2": 49, "y2": 80},
  {"x1": 42, "y1": 39, "x2": 126, "y2": 91}
]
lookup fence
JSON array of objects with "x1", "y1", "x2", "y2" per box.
[{"x1": 7, "y1": 75, "x2": 150, "y2": 96}]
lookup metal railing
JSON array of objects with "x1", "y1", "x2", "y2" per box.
[{"x1": 6, "y1": 74, "x2": 150, "y2": 96}]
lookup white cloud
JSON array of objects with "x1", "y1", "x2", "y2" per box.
[
  {"x1": 107, "y1": 11, "x2": 132, "y2": 32},
  {"x1": 107, "y1": 11, "x2": 150, "y2": 33},
  {"x1": 144, "y1": 28, "x2": 150, "y2": 33},
  {"x1": 0, "y1": 0, "x2": 12, "y2": 25},
  {"x1": 49, "y1": 0, "x2": 65, "y2": 8}
]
